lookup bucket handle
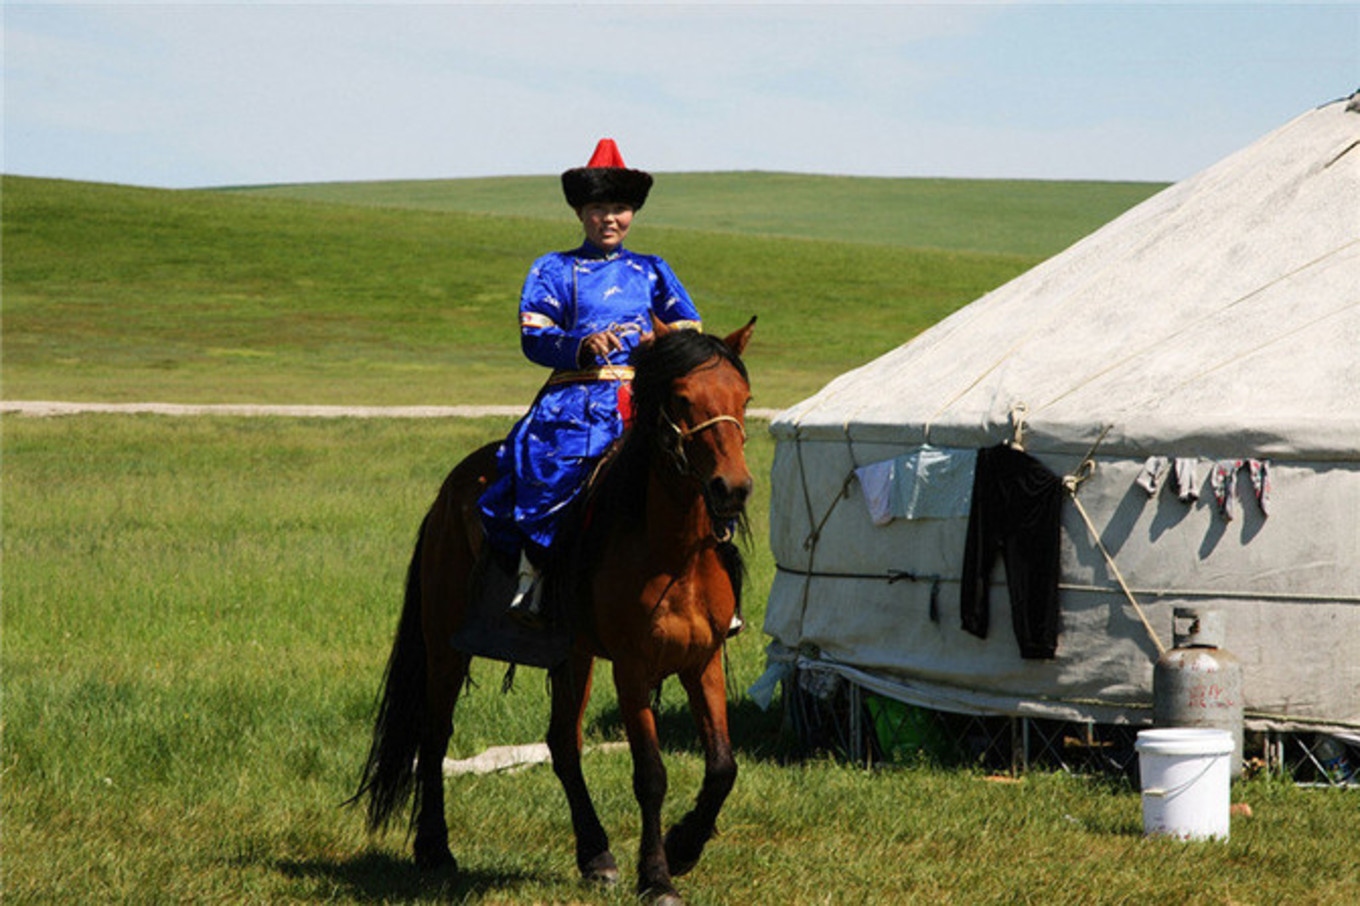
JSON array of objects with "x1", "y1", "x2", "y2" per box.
[{"x1": 1140, "y1": 754, "x2": 1223, "y2": 800}]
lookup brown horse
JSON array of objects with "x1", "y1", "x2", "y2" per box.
[{"x1": 352, "y1": 317, "x2": 756, "y2": 905}]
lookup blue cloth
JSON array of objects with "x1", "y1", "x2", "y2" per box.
[
  {"x1": 855, "y1": 446, "x2": 978, "y2": 525},
  {"x1": 479, "y1": 241, "x2": 701, "y2": 560}
]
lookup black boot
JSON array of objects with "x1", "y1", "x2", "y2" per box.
[{"x1": 726, "y1": 605, "x2": 744, "y2": 639}]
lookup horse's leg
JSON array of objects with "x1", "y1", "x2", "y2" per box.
[
  {"x1": 664, "y1": 650, "x2": 737, "y2": 877},
  {"x1": 412, "y1": 646, "x2": 469, "y2": 868},
  {"x1": 548, "y1": 650, "x2": 618, "y2": 883},
  {"x1": 411, "y1": 462, "x2": 483, "y2": 869},
  {"x1": 615, "y1": 666, "x2": 681, "y2": 905}
]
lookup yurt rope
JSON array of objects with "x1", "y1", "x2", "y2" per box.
[
  {"x1": 791, "y1": 422, "x2": 867, "y2": 633},
  {"x1": 1056, "y1": 582, "x2": 1360, "y2": 605},
  {"x1": 790, "y1": 418, "x2": 972, "y2": 630},
  {"x1": 790, "y1": 428, "x2": 816, "y2": 628},
  {"x1": 792, "y1": 428, "x2": 841, "y2": 630},
  {"x1": 1062, "y1": 427, "x2": 1167, "y2": 658}
]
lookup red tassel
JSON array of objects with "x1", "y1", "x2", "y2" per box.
[
  {"x1": 617, "y1": 381, "x2": 635, "y2": 428},
  {"x1": 587, "y1": 138, "x2": 626, "y2": 168}
]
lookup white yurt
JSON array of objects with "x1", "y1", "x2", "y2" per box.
[{"x1": 760, "y1": 94, "x2": 1360, "y2": 740}]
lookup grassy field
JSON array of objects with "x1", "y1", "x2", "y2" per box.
[
  {"x1": 4, "y1": 173, "x2": 1357, "y2": 903},
  {"x1": 5, "y1": 415, "x2": 1358, "y2": 904},
  {"x1": 1, "y1": 174, "x2": 1162, "y2": 409}
]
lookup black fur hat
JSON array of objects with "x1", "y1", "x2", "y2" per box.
[{"x1": 561, "y1": 138, "x2": 653, "y2": 210}]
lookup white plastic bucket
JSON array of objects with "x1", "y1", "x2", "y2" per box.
[{"x1": 1135, "y1": 728, "x2": 1233, "y2": 841}]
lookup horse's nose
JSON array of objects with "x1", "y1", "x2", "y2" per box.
[{"x1": 710, "y1": 474, "x2": 752, "y2": 512}]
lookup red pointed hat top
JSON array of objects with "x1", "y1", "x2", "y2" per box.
[
  {"x1": 561, "y1": 137, "x2": 653, "y2": 210},
  {"x1": 586, "y1": 138, "x2": 626, "y2": 168}
]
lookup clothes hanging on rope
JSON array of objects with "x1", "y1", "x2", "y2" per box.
[
  {"x1": 1138, "y1": 455, "x2": 1205, "y2": 503},
  {"x1": 1173, "y1": 457, "x2": 1201, "y2": 502},
  {"x1": 854, "y1": 445, "x2": 978, "y2": 526},
  {"x1": 960, "y1": 444, "x2": 1064, "y2": 659},
  {"x1": 1135, "y1": 455, "x2": 1170, "y2": 497},
  {"x1": 1210, "y1": 458, "x2": 1272, "y2": 521}
]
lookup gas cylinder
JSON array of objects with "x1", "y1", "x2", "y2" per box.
[{"x1": 1152, "y1": 608, "x2": 1244, "y2": 778}]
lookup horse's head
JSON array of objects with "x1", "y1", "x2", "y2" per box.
[{"x1": 636, "y1": 318, "x2": 757, "y2": 529}]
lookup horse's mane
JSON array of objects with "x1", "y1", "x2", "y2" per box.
[{"x1": 546, "y1": 329, "x2": 749, "y2": 630}]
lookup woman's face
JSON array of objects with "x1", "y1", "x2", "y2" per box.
[{"x1": 578, "y1": 202, "x2": 634, "y2": 251}]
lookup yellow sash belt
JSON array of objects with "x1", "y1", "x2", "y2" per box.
[{"x1": 547, "y1": 365, "x2": 636, "y2": 386}]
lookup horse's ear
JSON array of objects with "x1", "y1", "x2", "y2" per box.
[
  {"x1": 650, "y1": 314, "x2": 673, "y2": 339},
  {"x1": 723, "y1": 316, "x2": 757, "y2": 357}
]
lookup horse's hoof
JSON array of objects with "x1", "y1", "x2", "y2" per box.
[
  {"x1": 640, "y1": 885, "x2": 684, "y2": 906},
  {"x1": 586, "y1": 866, "x2": 621, "y2": 886},
  {"x1": 413, "y1": 840, "x2": 457, "y2": 873},
  {"x1": 580, "y1": 850, "x2": 620, "y2": 885}
]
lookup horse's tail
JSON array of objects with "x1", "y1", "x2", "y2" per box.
[{"x1": 349, "y1": 514, "x2": 429, "y2": 834}]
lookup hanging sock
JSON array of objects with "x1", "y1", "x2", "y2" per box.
[
  {"x1": 1210, "y1": 459, "x2": 1244, "y2": 522},
  {"x1": 1136, "y1": 456, "x2": 1170, "y2": 497},
  {"x1": 1173, "y1": 457, "x2": 1201, "y2": 503},
  {"x1": 1248, "y1": 459, "x2": 1272, "y2": 516}
]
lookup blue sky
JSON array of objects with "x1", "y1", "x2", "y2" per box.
[{"x1": 4, "y1": 2, "x2": 1357, "y2": 189}]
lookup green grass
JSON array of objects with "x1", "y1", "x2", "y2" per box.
[
  {"x1": 1, "y1": 173, "x2": 1161, "y2": 409},
  {"x1": 4, "y1": 416, "x2": 1357, "y2": 904}
]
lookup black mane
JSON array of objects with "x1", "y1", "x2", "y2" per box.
[{"x1": 631, "y1": 329, "x2": 747, "y2": 458}]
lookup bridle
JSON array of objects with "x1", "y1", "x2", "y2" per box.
[
  {"x1": 657, "y1": 406, "x2": 748, "y2": 544},
  {"x1": 655, "y1": 402, "x2": 745, "y2": 535},
  {"x1": 657, "y1": 408, "x2": 747, "y2": 478}
]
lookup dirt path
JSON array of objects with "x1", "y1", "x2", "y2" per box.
[{"x1": 2, "y1": 400, "x2": 781, "y2": 420}]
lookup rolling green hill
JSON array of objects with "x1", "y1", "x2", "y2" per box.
[
  {"x1": 2, "y1": 173, "x2": 1162, "y2": 408},
  {"x1": 224, "y1": 171, "x2": 1165, "y2": 259}
]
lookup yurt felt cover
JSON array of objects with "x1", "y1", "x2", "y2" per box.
[{"x1": 764, "y1": 96, "x2": 1360, "y2": 732}]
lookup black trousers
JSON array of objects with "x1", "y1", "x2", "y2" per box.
[{"x1": 960, "y1": 444, "x2": 1063, "y2": 659}]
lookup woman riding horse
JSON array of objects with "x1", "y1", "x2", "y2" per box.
[
  {"x1": 354, "y1": 323, "x2": 756, "y2": 905},
  {"x1": 479, "y1": 138, "x2": 743, "y2": 633},
  {"x1": 353, "y1": 140, "x2": 755, "y2": 904}
]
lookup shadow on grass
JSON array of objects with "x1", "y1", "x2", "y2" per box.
[
  {"x1": 590, "y1": 691, "x2": 796, "y2": 764},
  {"x1": 276, "y1": 850, "x2": 552, "y2": 903}
]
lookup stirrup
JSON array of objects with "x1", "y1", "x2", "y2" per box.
[{"x1": 507, "y1": 554, "x2": 546, "y2": 629}]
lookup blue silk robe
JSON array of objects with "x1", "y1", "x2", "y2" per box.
[{"x1": 479, "y1": 241, "x2": 702, "y2": 560}]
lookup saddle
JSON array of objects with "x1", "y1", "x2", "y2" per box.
[
  {"x1": 447, "y1": 439, "x2": 625, "y2": 670},
  {"x1": 448, "y1": 547, "x2": 573, "y2": 669}
]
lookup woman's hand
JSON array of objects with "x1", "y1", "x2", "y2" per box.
[{"x1": 578, "y1": 329, "x2": 625, "y2": 365}]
